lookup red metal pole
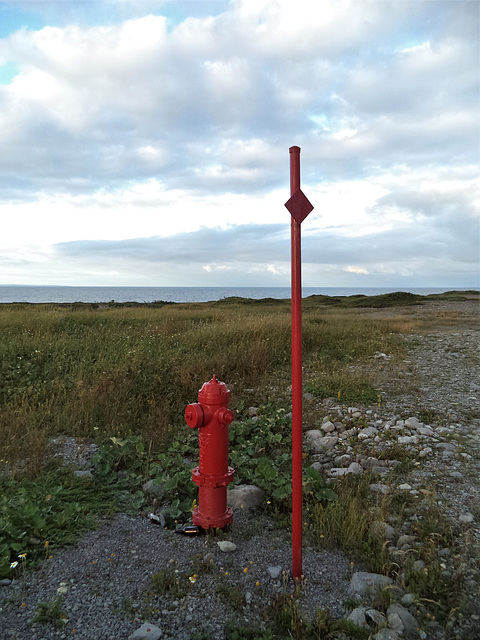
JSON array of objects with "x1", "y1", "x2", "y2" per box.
[{"x1": 290, "y1": 145, "x2": 303, "y2": 580}]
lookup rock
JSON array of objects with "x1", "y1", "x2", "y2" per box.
[
  {"x1": 245, "y1": 591, "x2": 252, "y2": 604},
  {"x1": 401, "y1": 593, "x2": 416, "y2": 606},
  {"x1": 349, "y1": 572, "x2": 393, "y2": 597},
  {"x1": 267, "y1": 566, "x2": 282, "y2": 580},
  {"x1": 227, "y1": 484, "x2": 265, "y2": 510},
  {"x1": 366, "y1": 608, "x2": 387, "y2": 625},
  {"x1": 73, "y1": 470, "x2": 93, "y2": 479},
  {"x1": 418, "y1": 426, "x2": 434, "y2": 436},
  {"x1": 436, "y1": 442, "x2": 456, "y2": 451},
  {"x1": 398, "y1": 435, "x2": 419, "y2": 444},
  {"x1": 419, "y1": 448, "x2": 432, "y2": 457},
  {"x1": 405, "y1": 417, "x2": 423, "y2": 430},
  {"x1": 459, "y1": 512, "x2": 474, "y2": 523},
  {"x1": 370, "y1": 521, "x2": 396, "y2": 541},
  {"x1": 370, "y1": 484, "x2": 390, "y2": 494},
  {"x1": 129, "y1": 622, "x2": 163, "y2": 640},
  {"x1": 303, "y1": 393, "x2": 314, "y2": 401},
  {"x1": 449, "y1": 471, "x2": 464, "y2": 480},
  {"x1": 0, "y1": 579, "x2": 12, "y2": 587},
  {"x1": 387, "y1": 613, "x2": 404, "y2": 634},
  {"x1": 347, "y1": 462, "x2": 364, "y2": 475},
  {"x1": 397, "y1": 535, "x2": 417, "y2": 548},
  {"x1": 413, "y1": 560, "x2": 425, "y2": 572},
  {"x1": 217, "y1": 541, "x2": 237, "y2": 553},
  {"x1": 358, "y1": 427, "x2": 379, "y2": 440},
  {"x1": 347, "y1": 607, "x2": 368, "y2": 627},
  {"x1": 142, "y1": 479, "x2": 166, "y2": 498},
  {"x1": 398, "y1": 483, "x2": 412, "y2": 491},
  {"x1": 387, "y1": 604, "x2": 419, "y2": 636},
  {"x1": 322, "y1": 420, "x2": 336, "y2": 433},
  {"x1": 328, "y1": 468, "x2": 350, "y2": 477},
  {"x1": 373, "y1": 629, "x2": 400, "y2": 640}
]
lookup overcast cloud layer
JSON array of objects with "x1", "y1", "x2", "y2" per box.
[{"x1": 0, "y1": 0, "x2": 478, "y2": 287}]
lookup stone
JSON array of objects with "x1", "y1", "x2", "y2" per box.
[
  {"x1": 398, "y1": 483, "x2": 412, "y2": 491},
  {"x1": 0, "y1": 579, "x2": 12, "y2": 586},
  {"x1": 366, "y1": 608, "x2": 387, "y2": 625},
  {"x1": 349, "y1": 572, "x2": 393, "y2": 597},
  {"x1": 386, "y1": 604, "x2": 419, "y2": 636},
  {"x1": 398, "y1": 435, "x2": 419, "y2": 445},
  {"x1": 436, "y1": 442, "x2": 456, "y2": 451},
  {"x1": 370, "y1": 521, "x2": 396, "y2": 541},
  {"x1": 370, "y1": 484, "x2": 390, "y2": 494},
  {"x1": 358, "y1": 427, "x2": 379, "y2": 440},
  {"x1": 417, "y1": 426, "x2": 434, "y2": 436},
  {"x1": 328, "y1": 468, "x2": 350, "y2": 477},
  {"x1": 387, "y1": 613, "x2": 404, "y2": 634},
  {"x1": 373, "y1": 629, "x2": 400, "y2": 640},
  {"x1": 413, "y1": 560, "x2": 425, "y2": 572},
  {"x1": 73, "y1": 470, "x2": 93, "y2": 479},
  {"x1": 419, "y1": 448, "x2": 432, "y2": 457},
  {"x1": 459, "y1": 512, "x2": 474, "y2": 523},
  {"x1": 347, "y1": 607, "x2": 368, "y2": 627},
  {"x1": 397, "y1": 535, "x2": 417, "y2": 548},
  {"x1": 217, "y1": 541, "x2": 237, "y2": 553},
  {"x1": 322, "y1": 420, "x2": 336, "y2": 433},
  {"x1": 347, "y1": 462, "x2": 364, "y2": 475},
  {"x1": 401, "y1": 593, "x2": 416, "y2": 606},
  {"x1": 267, "y1": 566, "x2": 282, "y2": 580},
  {"x1": 128, "y1": 622, "x2": 163, "y2": 640},
  {"x1": 227, "y1": 484, "x2": 265, "y2": 510},
  {"x1": 405, "y1": 417, "x2": 423, "y2": 430},
  {"x1": 449, "y1": 471, "x2": 463, "y2": 480}
]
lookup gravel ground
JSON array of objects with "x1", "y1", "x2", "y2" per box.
[{"x1": 1, "y1": 298, "x2": 479, "y2": 640}]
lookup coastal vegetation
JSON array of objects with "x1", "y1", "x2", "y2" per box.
[{"x1": 0, "y1": 291, "x2": 477, "y2": 636}]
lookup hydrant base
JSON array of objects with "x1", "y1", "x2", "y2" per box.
[{"x1": 192, "y1": 506, "x2": 233, "y2": 529}]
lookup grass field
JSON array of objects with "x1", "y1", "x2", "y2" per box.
[
  {"x1": 0, "y1": 296, "x2": 415, "y2": 474},
  {"x1": 1, "y1": 291, "x2": 477, "y2": 633}
]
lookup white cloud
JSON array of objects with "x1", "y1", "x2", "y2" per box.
[{"x1": 0, "y1": 0, "x2": 478, "y2": 287}]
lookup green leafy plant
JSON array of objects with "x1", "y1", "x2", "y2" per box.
[{"x1": 32, "y1": 596, "x2": 68, "y2": 627}]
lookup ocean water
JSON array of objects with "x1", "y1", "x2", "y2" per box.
[{"x1": 0, "y1": 285, "x2": 471, "y2": 304}]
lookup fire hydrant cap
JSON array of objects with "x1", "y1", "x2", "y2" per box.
[{"x1": 198, "y1": 375, "x2": 230, "y2": 405}]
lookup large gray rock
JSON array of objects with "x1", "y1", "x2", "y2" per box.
[
  {"x1": 129, "y1": 622, "x2": 163, "y2": 640},
  {"x1": 347, "y1": 607, "x2": 368, "y2": 628},
  {"x1": 350, "y1": 572, "x2": 393, "y2": 597},
  {"x1": 387, "y1": 604, "x2": 419, "y2": 637},
  {"x1": 304, "y1": 431, "x2": 338, "y2": 452},
  {"x1": 227, "y1": 484, "x2": 265, "y2": 510}
]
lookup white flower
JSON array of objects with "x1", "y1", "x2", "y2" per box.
[{"x1": 10, "y1": 561, "x2": 18, "y2": 569}]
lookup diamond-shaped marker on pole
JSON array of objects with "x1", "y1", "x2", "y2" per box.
[{"x1": 285, "y1": 189, "x2": 314, "y2": 224}]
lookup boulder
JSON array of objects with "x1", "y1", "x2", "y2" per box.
[
  {"x1": 386, "y1": 604, "x2": 419, "y2": 637},
  {"x1": 227, "y1": 484, "x2": 265, "y2": 510},
  {"x1": 129, "y1": 622, "x2": 163, "y2": 640},
  {"x1": 349, "y1": 572, "x2": 393, "y2": 597}
]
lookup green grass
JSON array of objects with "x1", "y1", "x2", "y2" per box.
[{"x1": 0, "y1": 300, "x2": 410, "y2": 472}]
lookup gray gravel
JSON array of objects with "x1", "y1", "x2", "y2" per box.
[{"x1": 0, "y1": 510, "x2": 353, "y2": 640}]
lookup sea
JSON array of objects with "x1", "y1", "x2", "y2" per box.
[{"x1": 0, "y1": 286, "x2": 474, "y2": 304}]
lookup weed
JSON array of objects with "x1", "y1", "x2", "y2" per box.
[
  {"x1": 32, "y1": 596, "x2": 68, "y2": 627},
  {"x1": 150, "y1": 567, "x2": 190, "y2": 599}
]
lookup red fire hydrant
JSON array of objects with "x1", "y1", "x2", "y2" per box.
[{"x1": 185, "y1": 375, "x2": 235, "y2": 529}]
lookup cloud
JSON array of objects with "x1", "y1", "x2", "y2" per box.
[{"x1": 0, "y1": 0, "x2": 478, "y2": 287}]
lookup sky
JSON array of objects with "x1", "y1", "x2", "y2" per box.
[{"x1": 0, "y1": 0, "x2": 478, "y2": 288}]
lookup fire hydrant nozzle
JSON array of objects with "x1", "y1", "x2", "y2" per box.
[{"x1": 185, "y1": 375, "x2": 235, "y2": 529}]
